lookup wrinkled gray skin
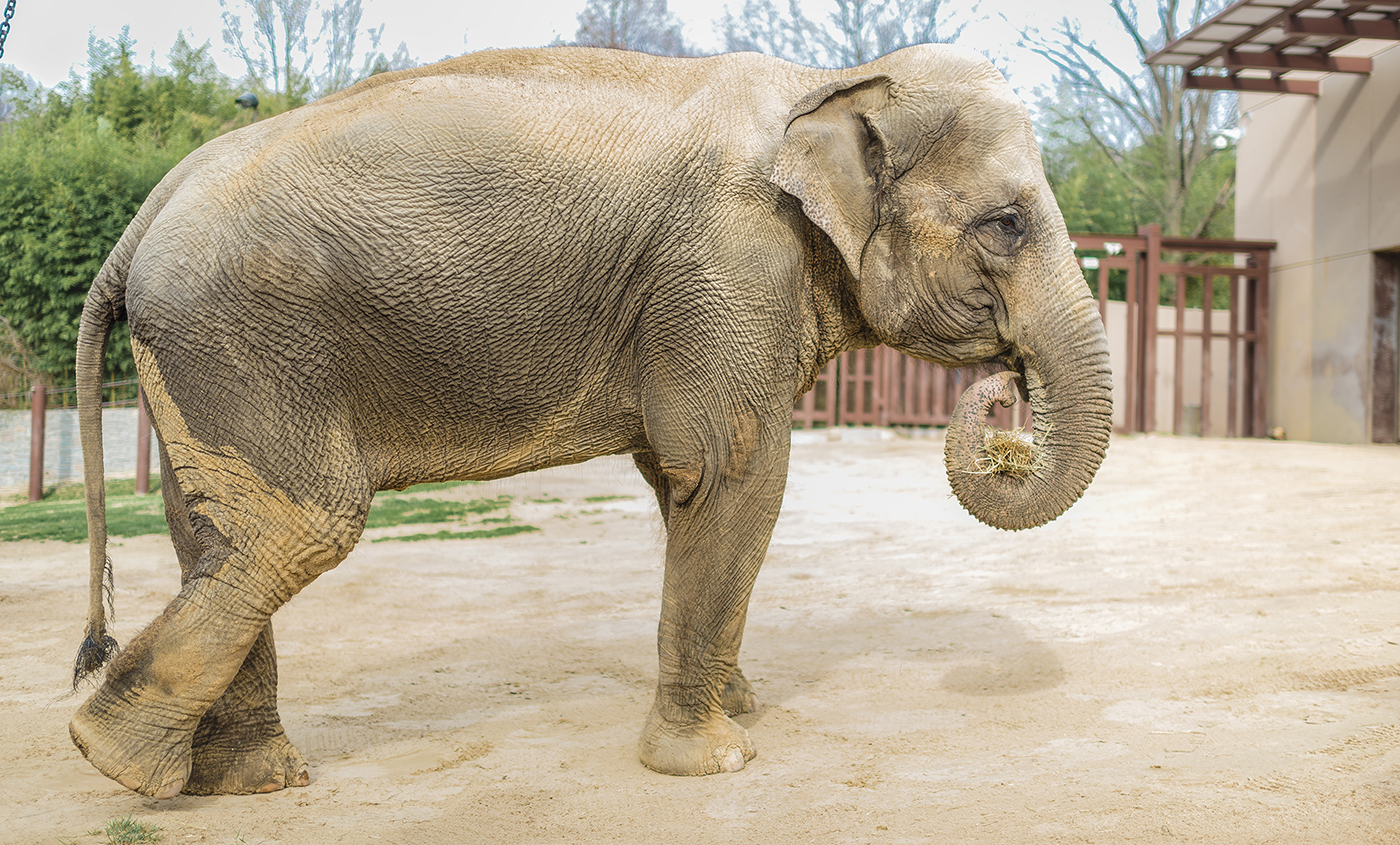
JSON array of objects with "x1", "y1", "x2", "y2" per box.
[{"x1": 69, "y1": 45, "x2": 1111, "y2": 798}]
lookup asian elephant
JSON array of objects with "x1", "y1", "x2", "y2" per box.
[{"x1": 68, "y1": 43, "x2": 1112, "y2": 798}]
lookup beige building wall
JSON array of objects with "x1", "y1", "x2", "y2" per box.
[{"x1": 1236, "y1": 43, "x2": 1400, "y2": 443}]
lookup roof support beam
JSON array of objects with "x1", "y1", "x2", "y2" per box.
[
  {"x1": 1186, "y1": 73, "x2": 1320, "y2": 95},
  {"x1": 1285, "y1": 14, "x2": 1400, "y2": 40},
  {"x1": 1225, "y1": 49, "x2": 1372, "y2": 73}
]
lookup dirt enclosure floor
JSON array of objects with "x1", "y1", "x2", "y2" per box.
[{"x1": 5, "y1": 432, "x2": 1400, "y2": 844}]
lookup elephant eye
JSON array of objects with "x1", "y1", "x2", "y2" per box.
[{"x1": 975, "y1": 209, "x2": 1025, "y2": 257}]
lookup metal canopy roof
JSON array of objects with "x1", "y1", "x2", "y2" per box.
[{"x1": 1145, "y1": 0, "x2": 1400, "y2": 95}]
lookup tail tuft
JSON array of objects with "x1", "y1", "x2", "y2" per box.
[
  {"x1": 103, "y1": 554, "x2": 115, "y2": 619},
  {"x1": 73, "y1": 631, "x2": 119, "y2": 690}
]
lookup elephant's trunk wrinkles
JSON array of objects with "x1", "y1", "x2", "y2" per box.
[{"x1": 944, "y1": 257, "x2": 1113, "y2": 531}]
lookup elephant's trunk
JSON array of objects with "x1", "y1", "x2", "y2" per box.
[{"x1": 944, "y1": 255, "x2": 1113, "y2": 531}]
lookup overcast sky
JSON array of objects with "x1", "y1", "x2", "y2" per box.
[{"x1": 3, "y1": 0, "x2": 1141, "y2": 98}]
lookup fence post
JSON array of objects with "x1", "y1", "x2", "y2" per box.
[
  {"x1": 1252, "y1": 248, "x2": 1271, "y2": 438},
  {"x1": 135, "y1": 386, "x2": 151, "y2": 495},
  {"x1": 1139, "y1": 224, "x2": 1162, "y2": 433},
  {"x1": 28, "y1": 383, "x2": 45, "y2": 502}
]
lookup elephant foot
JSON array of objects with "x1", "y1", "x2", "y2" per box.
[
  {"x1": 70, "y1": 687, "x2": 193, "y2": 800},
  {"x1": 638, "y1": 704, "x2": 755, "y2": 776},
  {"x1": 184, "y1": 728, "x2": 309, "y2": 796},
  {"x1": 721, "y1": 667, "x2": 760, "y2": 716},
  {"x1": 182, "y1": 682, "x2": 309, "y2": 795}
]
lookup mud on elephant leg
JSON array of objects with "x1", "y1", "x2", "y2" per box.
[
  {"x1": 637, "y1": 409, "x2": 788, "y2": 775},
  {"x1": 68, "y1": 559, "x2": 277, "y2": 799},
  {"x1": 152, "y1": 450, "x2": 308, "y2": 795},
  {"x1": 70, "y1": 452, "x2": 366, "y2": 798}
]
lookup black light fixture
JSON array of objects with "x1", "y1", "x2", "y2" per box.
[{"x1": 235, "y1": 92, "x2": 259, "y2": 119}]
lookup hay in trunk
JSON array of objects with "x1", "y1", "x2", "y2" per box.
[{"x1": 964, "y1": 425, "x2": 1044, "y2": 478}]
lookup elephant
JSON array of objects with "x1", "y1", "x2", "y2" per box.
[{"x1": 67, "y1": 43, "x2": 1112, "y2": 798}]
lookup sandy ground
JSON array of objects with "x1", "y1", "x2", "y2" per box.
[{"x1": 5, "y1": 431, "x2": 1400, "y2": 844}]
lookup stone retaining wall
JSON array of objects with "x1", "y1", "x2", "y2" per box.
[{"x1": 0, "y1": 407, "x2": 154, "y2": 495}]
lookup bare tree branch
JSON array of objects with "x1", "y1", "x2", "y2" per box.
[
  {"x1": 573, "y1": 0, "x2": 690, "y2": 56},
  {"x1": 721, "y1": 0, "x2": 971, "y2": 68},
  {"x1": 1020, "y1": 0, "x2": 1235, "y2": 236},
  {"x1": 1189, "y1": 171, "x2": 1234, "y2": 239},
  {"x1": 221, "y1": 0, "x2": 414, "y2": 101},
  {"x1": 1078, "y1": 115, "x2": 1158, "y2": 208}
]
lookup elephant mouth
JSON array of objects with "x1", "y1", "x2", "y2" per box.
[{"x1": 1000, "y1": 353, "x2": 1032, "y2": 405}]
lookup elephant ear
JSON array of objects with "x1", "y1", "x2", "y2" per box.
[{"x1": 770, "y1": 75, "x2": 895, "y2": 280}]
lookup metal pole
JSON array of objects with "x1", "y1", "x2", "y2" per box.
[
  {"x1": 135, "y1": 386, "x2": 151, "y2": 495},
  {"x1": 28, "y1": 382, "x2": 44, "y2": 502}
]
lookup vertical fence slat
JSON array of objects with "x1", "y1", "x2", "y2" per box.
[
  {"x1": 1227, "y1": 272, "x2": 1239, "y2": 438},
  {"x1": 28, "y1": 383, "x2": 45, "y2": 502},
  {"x1": 1142, "y1": 225, "x2": 1162, "y2": 435},
  {"x1": 1173, "y1": 272, "x2": 1186, "y2": 435},
  {"x1": 1201, "y1": 274, "x2": 1213, "y2": 437},
  {"x1": 1123, "y1": 253, "x2": 1138, "y2": 434},
  {"x1": 1253, "y1": 251, "x2": 1271, "y2": 438}
]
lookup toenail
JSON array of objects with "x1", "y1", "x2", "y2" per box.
[
  {"x1": 154, "y1": 778, "x2": 184, "y2": 800},
  {"x1": 720, "y1": 748, "x2": 746, "y2": 772}
]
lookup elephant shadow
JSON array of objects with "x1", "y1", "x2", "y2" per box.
[{"x1": 734, "y1": 594, "x2": 1067, "y2": 725}]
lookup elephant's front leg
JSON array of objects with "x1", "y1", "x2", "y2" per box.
[
  {"x1": 637, "y1": 412, "x2": 789, "y2": 775},
  {"x1": 633, "y1": 450, "x2": 763, "y2": 719}
]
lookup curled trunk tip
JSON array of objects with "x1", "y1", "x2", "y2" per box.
[{"x1": 944, "y1": 368, "x2": 1107, "y2": 532}]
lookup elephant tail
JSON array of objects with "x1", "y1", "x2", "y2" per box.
[
  {"x1": 70, "y1": 150, "x2": 204, "y2": 688},
  {"x1": 72, "y1": 252, "x2": 132, "y2": 688}
]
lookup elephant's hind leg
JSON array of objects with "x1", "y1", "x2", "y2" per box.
[
  {"x1": 154, "y1": 446, "x2": 309, "y2": 795},
  {"x1": 184, "y1": 626, "x2": 308, "y2": 795},
  {"x1": 720, "y1": 666, "x2": 760, "y2": 717},
  {"x1": 69, "y1": 444, "x2": 369, "y2": 799}
]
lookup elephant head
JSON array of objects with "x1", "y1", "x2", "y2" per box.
[{"x1": 772, "y1": 47, "x2": 1112, "y2": 530}]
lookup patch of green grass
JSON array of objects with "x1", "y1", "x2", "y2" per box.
[
  {"x1": 363, "y1": 495, "x2": 511, "y2": 529},
  {"x1": 4, "y1": 477, "x2": 162, "y2": 505},
  {"x1": 583, "y1": 495, "x2": 636, "y2": 503},
  {"x1": 89, "y1": 815, "x2": 162, "y2": 844},
  {"x1": 365, "y1": 493, "x2": 541, "y2": 543},
  {"x1": 0, "y1": 494, "x2": 168, "y2": 543},
  {"x1": 0, "y1": 480, "x2": 527, "y2": 545},
  {"x1": 372, "y1": 524, "x2": 540, "y2": 543},
  {"x1": 48, "y1": 477, "x2": 162, "y2": 501},
  {"x1": 528, "y1": 496, "x2": 563, "y2": 503}
]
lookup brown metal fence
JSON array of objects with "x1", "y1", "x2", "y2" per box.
[
  {"x1": 793, "y1": 349, "x2": 1031, "y2": 430},
  {"x1": 1074, "y1": 225, "x2": 1274, "y2": 438},
  {"x1": 793, "y1": 226, "x2": 1276, "y2": 437}
]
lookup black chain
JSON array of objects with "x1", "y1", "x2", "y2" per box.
[
  {"x1": 0, "y1": 0, "x2": 14, "y2": 61},
  {"x1": 0, "y1": 0, "x2": 13, "y2": 61}
]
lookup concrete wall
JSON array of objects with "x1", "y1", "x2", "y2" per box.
[
  {"x1": 0, "y1": 407, "x2": 155, "y2": 495},
  {"x1": 1236, "y1": 43, "x2": 1400, "y2": 443}
]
